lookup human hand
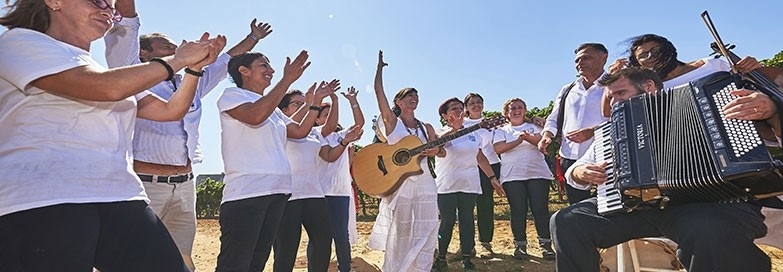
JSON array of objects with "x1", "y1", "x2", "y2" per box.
[
  {"x1": 189, "y1": 33, "x2": 227, "y2": 71},
  {"x1": 248, "y1": 18, "x2": 273, "y2": 41},
  {"x1": 566, "y1": 127, "x2": 595, "y2": 143},
  {"x1": 172, "y1": 36, "x2": 211, "y2": 69},
  {"x1": 341, "y1": 86, "x2": 359, "y2": 102},
  {"x1": 342, "y1": 125, "x2": 364, "y2": 144},
  {"x1": 377, "y1": 50, "x2": 388, "y2": 69},
  {"x1": 735, "y1": 56, "x2": 762, "y2": 74},
  {"x1": 608, "y1": 58, "x2": 629, "y2": 74},
  {"x1": 723, "y1": 89, "x2": 777, "y2": 120},
  {"x1": 314, "y1": 79, "x2": 341, "y2": 101},
  {"x1": 281, "y1": 50, "x2": 311, "y2": 84},
  {"x1": 490, "y1": 178, "x2": 506, "y2": 197},
  {"x1": 573, "y1": 162, "x2": 608, "y2": 185},
  {"x1": 537, "y1": 135, "x2": 552, "y2": 154},
  {"x1": 421, "y1": 146, "x2": 441, "y2": 157}
]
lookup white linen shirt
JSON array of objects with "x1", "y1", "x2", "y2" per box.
[
  {"x1": 434, "y1": 127, "x2": 485, "y2": 194},
  {"x1": 543, "y1": 75, "x2": 609, "y2": 160},
  {"x1": 217, "y1": 87, "x2": 293, "y2": 203},
  {"x1": 0, "y1": 28, "x2": 149, "y2": 217},
  {"x1": 494, "y1": 123, "x2": 554, "y2": 183},
  {"x1": 105, "y1": 16, "x2": 230, "y2": 165}
]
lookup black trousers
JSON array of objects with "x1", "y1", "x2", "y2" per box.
[
  {"x1": 437, "y1": 192, "x2": 478, "y2": 257},
  {"x1": 476, "y1": 162, "x2": 500, "y2": 243},
  {"x1": 273, "y1": 198, "x2": 333, "y2": 272},
  {"x1": 503, "y1": 179, "x2": 552, "y2": 244},
  {"x1": 216, "y1": 194, "x2": 289, "y2": 272},
  {"x1": 561, "y1": 158, "x2": 593, "y2": 205},
  {"x1": 0, "y1": 201, "x2": 187, "y2": 272},
  {"x1": 550, "y1": 198, "x2": 769, "y2": 272}
]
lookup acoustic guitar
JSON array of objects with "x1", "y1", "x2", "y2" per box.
[{"x1": 351, "y1": 116, "x2": 506, "y2": 197}]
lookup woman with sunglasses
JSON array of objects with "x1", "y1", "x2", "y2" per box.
[{"x1": 0, "y1": 0, "x2": 219, "y2": 271}]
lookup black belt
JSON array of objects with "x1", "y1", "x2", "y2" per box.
[{"x1": 138, "y1": 173, "x2": 194, "y2": 183}]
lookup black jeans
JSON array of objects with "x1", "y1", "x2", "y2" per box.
[
  {"x1": 216, "y1": 194, "x2": 289, "y2": 272},
  {"x1": 476, "y1": 163, "x2": 500, "y2": 243},
  {"x1": 502, "y1": 179, "x2": 552, "y2": 244},
  {"x1": 561, "y1": 158, "x2": 593, "y2": 205},
  {"x1": 0, "y1": 201, "x2": 187, "y2": 272},
  {"x1": 325, "y1": 196, "x2": 351, "y2": 272},
  {"x1": 437, "y1": 192, "x2": 478, "y2": 257},
  {"x1": 273, "y1": 198, "x2": 333, "y2": 272},
  {"x1": 550, "y1": 198, "x2": 769, "y2": 272}
]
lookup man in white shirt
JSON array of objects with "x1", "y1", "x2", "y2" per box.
[
  {"x1": 538, "y1": 43, "x2": 609, "y2": 205},
  {"x1": 104, "y1": 1, "x2": 272, "y2": 270}
]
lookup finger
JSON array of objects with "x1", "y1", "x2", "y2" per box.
[{"x1": 251, "y1": 18, "x2": 257, "y2": 27}]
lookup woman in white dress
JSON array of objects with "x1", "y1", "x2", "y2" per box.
[{"x1": 367, "y1": 50, "x2": 441, "y2": 272}]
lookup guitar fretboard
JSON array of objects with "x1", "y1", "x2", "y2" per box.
[{"x1": 409, "y1": 123, "x2": 485, "y2": 155}]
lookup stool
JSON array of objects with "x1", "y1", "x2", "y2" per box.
[{"x1": 600, "y1": 238, "x2": 684, "y2": 272}]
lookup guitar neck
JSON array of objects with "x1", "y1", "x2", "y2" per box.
[{"x1": 409, "y1": 123, "x2": 483, "y2": 155}]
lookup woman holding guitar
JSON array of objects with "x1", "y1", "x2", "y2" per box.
[
  {"x1": 366, "y1": 50, "x2": 441, "y2": 271},
  {"x1": 431, "y1": 97, "x2": 505, "y2": 271}
]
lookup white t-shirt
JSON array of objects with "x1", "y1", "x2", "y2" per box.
[
  {"x1": 663, "y1": 58, "x2": 731, "y2": 89},
  {"x1": 218, "y1": 87, "x2": 293, "y2": 203},
  {"x1": 494, "y1": 123, "x2": 554, "y2": 183},
  {"x1": 434, "y1": 127, "x2": 485, "y2": 194},
  {"x1": 0, "y1": 28, "x2": 149, "y2": 217},
  {"x1": 464, "y1": 117, "x2": 501, "y2": 164},
  {"x1": 318, "y1": 129, "x2": 353, "y2": 196},
  {"x1": 286, "y1": 127, "x2": 328, "y2": 201}
]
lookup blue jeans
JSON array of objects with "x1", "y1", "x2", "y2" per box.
[{"x1": 326, "y1": 196, "x2": 352, "y2": 272}]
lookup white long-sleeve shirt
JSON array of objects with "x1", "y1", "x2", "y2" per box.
[
  {"x1": 104, "y1": 16, "x2": 230, "y2": 165},
  {"x1": 542, "y1": 75, "x2": 609, "y2": 160}
]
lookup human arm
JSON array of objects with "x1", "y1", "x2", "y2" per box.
[
  {"x1": 343, "y1": 86, "x2": 366, "y2": 129},
  {"x1": 477, "y1": 150, "x2": 505, "y2": 196},
  {"x1": 137, "y1": 34, "x2": 225, "y2": 121},
  {"x1": 225, "y1": 19, "x2": 273, "y2": 57},
  {"x1": 420, "y1": 123, "x2": 443, "y2": 157},
  {"x1": 224, "y1": 51, "x2": 310, "y2": 125},
  {"x1": 320, "y1": 93, "x2": 340, "y2": 137},
  {"x1": 564, "y1": 141, "x2": 605, "y2": 189},
  {"x1": 104, "y1": 0, "x2": 140, "y2": 68},
  {"x1": 287, "y1": 80, "x2": 340, "y2": 138},
  {"x1": 494, "y1": 130, "x2": 527, "y2": 154},
  {"x1": 319, "y1": 125, "x2": 364, "y2": 162},
  {"x1": 374, "y1": 50, "x2": 398, "y2": 136}
]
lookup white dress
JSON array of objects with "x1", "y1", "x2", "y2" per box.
[{"x1": 368, "y1": 118, "x2": 439, "y2": 272}]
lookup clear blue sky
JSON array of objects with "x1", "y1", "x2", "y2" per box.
[{"x1": 85, "y1": 0, "x2": 783, "y2": 176}]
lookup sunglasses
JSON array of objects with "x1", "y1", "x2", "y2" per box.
[{"x1": 87, "y1": 0, "x2": 122, "y2": 22}]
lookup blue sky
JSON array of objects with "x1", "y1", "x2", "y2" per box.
[{"x1": 85, "y1": 0, "x2": 783, "y2": 175}]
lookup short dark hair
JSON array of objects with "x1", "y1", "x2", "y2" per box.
[
  {"x1": 278, "y1": 89, "x2": 304, "y2": 110},
  {"x1": 463, "y1": 92, "x2": 483, "y2": 114},
  {"x1": 575, "y1": 43, "x2": 608, "y2": 54},
  {"x1": 227, "y1": 52, "x2": 268, "y2": 89},
  {"x1": 438, "y1": 97, "x2": 463, "y2": 116},
  {"x1": 598, "y1": 67, "x2": 663, "y2": 94}
]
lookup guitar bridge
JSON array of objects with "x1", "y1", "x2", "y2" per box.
[{"x1": 376, "y1": 155, "x2": 388, "y2": 175}]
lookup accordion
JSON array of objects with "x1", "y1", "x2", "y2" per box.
[{"x1": 596, "y1": 71, "x2": 783, "y2": 216}]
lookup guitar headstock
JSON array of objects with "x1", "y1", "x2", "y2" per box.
[{"x1": 479, "y1": 116, "x2": 508, "y2": 130}]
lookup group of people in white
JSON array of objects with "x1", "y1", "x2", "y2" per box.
[{"x1": 3, "y1": 0, "x2": 783, "y2": 272}]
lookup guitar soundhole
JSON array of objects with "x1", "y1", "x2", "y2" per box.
[{"x1": 392, "y1": 149, "x2": 411, "y2": 166}]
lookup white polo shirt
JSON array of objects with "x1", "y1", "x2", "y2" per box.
[{"x1": 494, "y1": 123, "x2": 554, "y2": 183}]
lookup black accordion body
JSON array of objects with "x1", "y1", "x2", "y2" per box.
[{"x1": 597, "y1": 71, "x2": 783, "y2": 215}]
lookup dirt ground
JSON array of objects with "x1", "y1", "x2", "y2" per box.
[{"x1": 192, "y1": 219, "x2": 783, "y2": 271}]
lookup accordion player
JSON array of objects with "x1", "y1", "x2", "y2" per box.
[{"x1": 595, "y1": 71, "x2": 783, "y2": 216}]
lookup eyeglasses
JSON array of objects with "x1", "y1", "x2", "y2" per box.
[
  {"x1": 87, "y1": 0, "x2": 122, "y2": 22},
  {"x1": 636, "y1": 46, "x2": 661, "y2": 61}
]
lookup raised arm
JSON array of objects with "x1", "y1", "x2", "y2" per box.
[
  {"x1": 320, "y1": 93, "x2": 340, "y2": 137},
  {"x1": 374, "y1": 50, "x2": 397, "y2": 135},
  {"x1": 287, "y1": 80, "x2": 340, "y2": 138},
  {"x1": 137, "y1": 34, "x2": 225, "y2": 121},
  {"x1": 342, "y1": 86, "x2": 365, "y2": 128},
  {"x1": 225, "y1": 51, "x2": 311, "y2": 125},
  {"x1": 225, "y1": 19, "x2": 273, "y2": 57}
]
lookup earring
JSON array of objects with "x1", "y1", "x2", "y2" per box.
[{"x1": 50, "y1": 6, "x2": 60, "y2": 11}]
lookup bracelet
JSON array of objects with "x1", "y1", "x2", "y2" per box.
[
  {"x1": 184, "y1": 68, "x2": 204, "y2": 77},
  {"x1": 488, "y1": 175, "x2": 496, "y2": 180},
  {"x1": 351, "y1": 104, "x2": 359, "y2": 109},
  {"x1": 340, "y1": 140, "x2": 348, "y2": 147},
  {"x1": 308, "y1": 105, "x2": 322, "y2": 111},
  {"x1": 247, "y1": 33, "x2": 259, "y2": 41},
  {"x1": 149, "y1": 58, "x2": 174, "y2": 81}
]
